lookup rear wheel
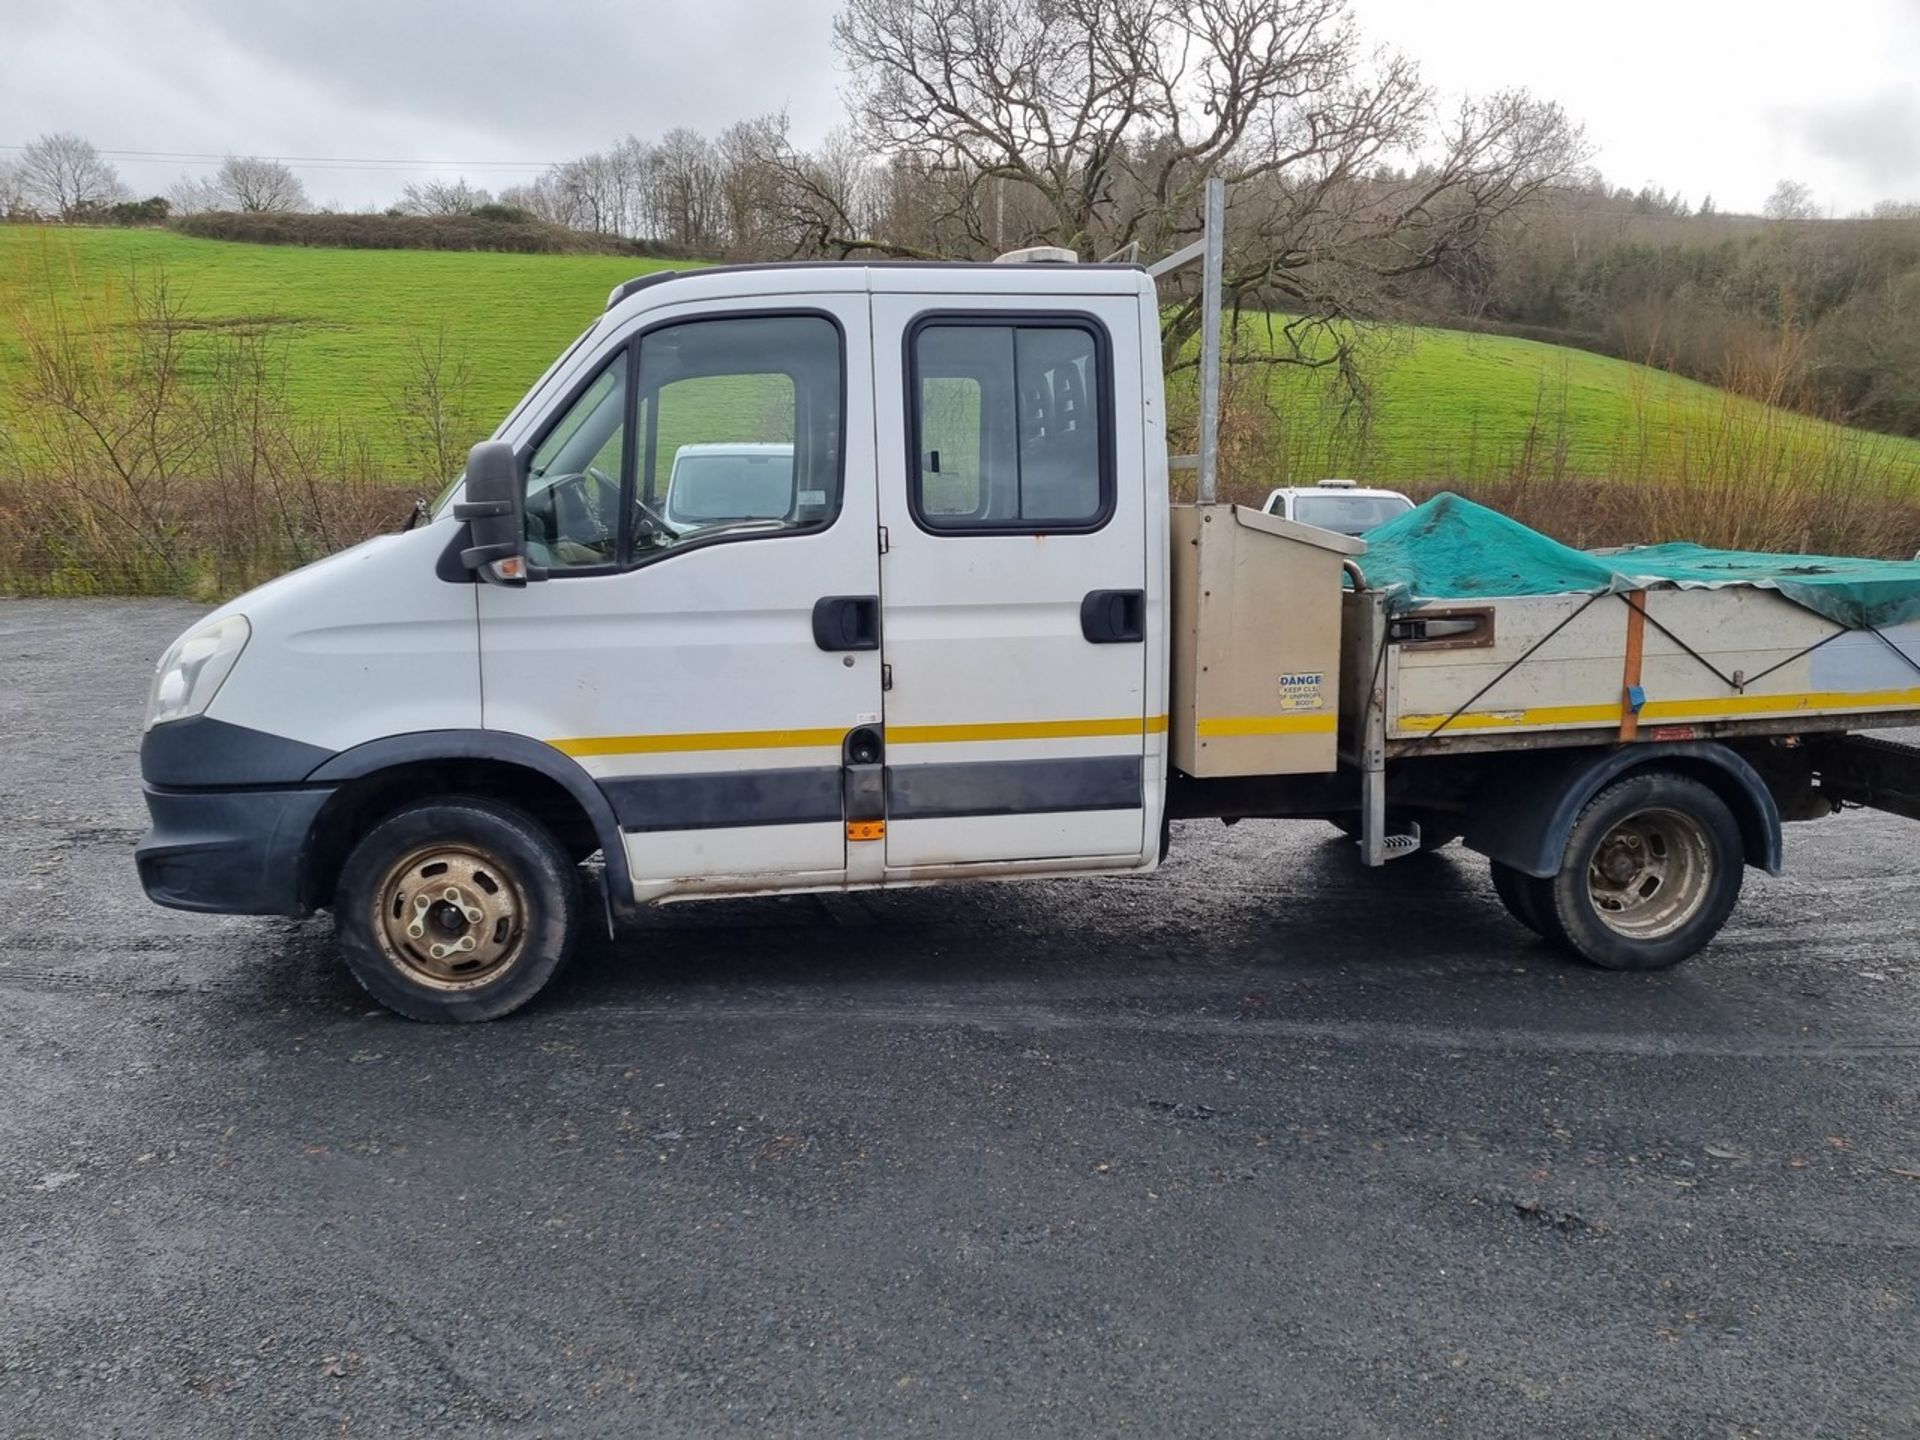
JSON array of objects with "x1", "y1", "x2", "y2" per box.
[
  {"x1": 1489, "y1": 860, "x2": 1553, "y2": 938},
  {"x1": 335, "y1": 797, "x2": 581, "y2": 1022},
  {"x1": 1542, "y1": 773, "x2": 1744, "y2": 972}
]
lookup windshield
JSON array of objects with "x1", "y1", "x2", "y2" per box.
[
  {"x1": 666, "y1": 448, "x2": 796, "y2": 526},
  {"x1": 1293, "y1": 493, "x2": 1414, "y2": 536}
]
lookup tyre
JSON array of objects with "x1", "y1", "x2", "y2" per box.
[
  {"x1": 1329, "y1": 810, "x2": 1462, "y2": 853},
  {"x1": 334, "y1": 796, "x2": 581, "y2": 1022},
  {"x1": 1489, "y1": 859, "x2": 1553, "y2": 938},
  {"x1": 1541, "y1": 773, "x2": 1744, "y2": 972}
]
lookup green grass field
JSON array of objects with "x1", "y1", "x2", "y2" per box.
[
  {"x1": 1196, "y1": 317, "x2": 1920, "y2": 496},
  {"x1": 0, "y1": 226, "x2": 681, "y2": 466},
  {"x1": 6, "y1": 224, "x2": 1920, "y2": 498}
]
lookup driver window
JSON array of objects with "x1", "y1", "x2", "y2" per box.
[
  {"x1": 524, "y1": 353, "x2": 627, "y2": 571},
  {"x1": 631, "y1": 314, "x2": 842, "y2": 554}
]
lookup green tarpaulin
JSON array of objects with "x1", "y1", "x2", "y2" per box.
[{"x1": 1356, "y1": 493, "x2": 1920, "y2": 631}]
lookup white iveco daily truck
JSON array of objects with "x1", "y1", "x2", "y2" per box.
[{"x1": 136, "y1": 253, "x2": 1920, "y2": 1021}]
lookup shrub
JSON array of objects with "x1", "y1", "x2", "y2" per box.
[
  {"x1": 168, "y1": 209, "x2": 702, "y2": 258},
  {"x1": 0, "y1": 265, "x2": 402, "y2": 596}
]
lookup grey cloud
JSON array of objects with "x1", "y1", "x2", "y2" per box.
[
  {"x1": 1790, "y1": 89, "x2": 1920, "y2": 190},
  {"x1": 158, "y1": 0, "x2": 844, "y2": 149},
  {"x1": 0, "y1": 0, "x2": 844, "y2": 208}
]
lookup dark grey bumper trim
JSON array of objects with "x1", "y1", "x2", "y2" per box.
[{"x1": 135, "y1": 784, "x2": 335, "y2": 915}]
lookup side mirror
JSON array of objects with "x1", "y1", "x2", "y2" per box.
[{"x1": 454, "y1": 440, "x2": 531, "y2": 585}]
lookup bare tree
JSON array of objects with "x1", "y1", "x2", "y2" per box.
[
  {"x1": 167, "y1": 173, "x2": 226, "y2": 215},
  {"x1": 720, "y1": 122, "x2": 901, "y2": 258},
  {"x1": 832, "y1": 0, "x2": 1585, "y2": 368},
  {"x1": 217, "y1": 156, "x2": 308, "y2": 212},
  {"x1": 498, "y1": 175, "x2": 573, "y2": 226},
  {"x1": 1764, "y1": 178, "x2": 1817, "y2": 221},
  {"x1": 556, "y1": 152, "x2": 621, "y2": 233},
  {"x1": 395, "y1": 177, "x2": 494, "y2": 216},
  {"x1": 16, "y1": 132, "x2": 125, "y2": 218},
  {"x1": 648, "y1": 129, "x2": 727, "y2": 248},
  {"x1": 717, "y1": 113, "x2": 794, "y2": 253},
  {"x1": 0, "y1": 159, "x2": 30, "y2": 219},
  {"x1": 390, "y1": 324, "x2": 480, "y2": 489}
]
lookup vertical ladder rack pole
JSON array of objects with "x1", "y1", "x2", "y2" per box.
[
  {"x1": 1196, "y1": 176, "x2": 1226, "y2": 506},
  {"x1": 1146, "y1": 175, "x2": 1227, "y2": 494}
]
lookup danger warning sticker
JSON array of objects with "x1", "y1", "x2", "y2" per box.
[{"x1": 1277, "y1": 671, "x2": 1324, "y2": 712}]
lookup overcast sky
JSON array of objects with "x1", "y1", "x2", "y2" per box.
[{"x1": 4, "y1": 0, "x2": 1917, "y2": 216}]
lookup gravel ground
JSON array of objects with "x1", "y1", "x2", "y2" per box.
[{"x1": 1, "y1": 596, "x2": 1917, "y2": 1439}]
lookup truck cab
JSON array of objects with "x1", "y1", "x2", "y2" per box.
[{"x1": 136, "y1": 261, "x2": 1173, "y2": 1019}]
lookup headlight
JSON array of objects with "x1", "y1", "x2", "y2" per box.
[{"x1": 145, "y1": 615, "x2": 251, "y2": 731}]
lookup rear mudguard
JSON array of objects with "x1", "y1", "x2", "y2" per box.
[{"x1": 1462, "y1": 741, "x2": 1783, "y2": 881}]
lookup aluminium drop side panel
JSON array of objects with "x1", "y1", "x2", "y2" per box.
[
  {"x1": 1169, "y1": 504, "x2": 1355, "y2": 778},
  {"x1": 1388, "y1": 587, "x2": 1920, "y2": 741}
]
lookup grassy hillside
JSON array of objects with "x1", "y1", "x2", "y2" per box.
[
  {"x1": 8, "y1": 225, "x2": 1920, "y2": 497},
  {"x1": 1181, "y1": 318, "x2": 1920, "y2": 498},
  {"x1": 0, "y1": 226, "x2": 681, "y2": 464}
]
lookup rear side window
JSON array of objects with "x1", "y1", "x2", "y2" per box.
[{"x1": 908, "y1": 318, "x2": 1111, "y2": 532}]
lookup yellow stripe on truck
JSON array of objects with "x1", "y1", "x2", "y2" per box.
[
  {"x1": 1194, "y1": 713, "x2": 1338, "y2": 738},
  {"x1": 889, "y1": 715, "x2": 1166, "y2": 745},
  {"x1": 551, "y1": 715, "x2": 1171, "y2": 758},
  {"x1": 1396, "y1": 686, "x2": 1920, "y2": 734},
  {"x1": 551, "y1": 727, "x2": 850, "y2": 757}
]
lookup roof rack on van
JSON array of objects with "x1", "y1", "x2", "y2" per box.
[{"x1": 992, "y1": 245, "x2": 1079, "y2": 264}]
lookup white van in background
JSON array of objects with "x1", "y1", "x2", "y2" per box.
[
  {"x1": 1263, "y1": 478, "x2": 1413, "y2": 537},
  {"x1": 664, "y1": 442, "x2": 802, "y2": 534}
]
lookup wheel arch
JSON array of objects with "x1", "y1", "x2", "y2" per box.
[
  {"x1": 300, "y1": 730, "x2": 634, "y2": 920},
  {"x1": 1463, "y1": 741, "x2": 1783, "y2": 881}
]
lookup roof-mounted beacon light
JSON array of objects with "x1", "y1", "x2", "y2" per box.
[{"x1": 993, "y1": 245, "x2": 1079, "y2": 265}]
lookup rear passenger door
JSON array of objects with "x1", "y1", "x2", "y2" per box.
[{"x1": 871, "y1": 293, "x2": 1152, "y2": 873}]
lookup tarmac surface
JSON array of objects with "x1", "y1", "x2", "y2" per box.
[{"x1": 1, "y1": 596, "x2": 1917, "y2": 1438}]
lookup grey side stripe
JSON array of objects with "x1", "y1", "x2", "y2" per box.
[
  {"x1": 603, "y1": 768, "x2": 842, "y2": 833},
  {"x1": 887, "y1": 756, "x2": 1142, "y2": 820},
  {"x1": 601, "y1": 756, "x2": 1144, "y2": 833}
]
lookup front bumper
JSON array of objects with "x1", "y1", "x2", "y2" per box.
[{"x1": 135, "y1": 784, "x2": 335, "y2": 915}]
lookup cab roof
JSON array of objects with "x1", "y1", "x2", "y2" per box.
[{"x1": 605, "y1": 259, "x2": 1152, "y2": 313}]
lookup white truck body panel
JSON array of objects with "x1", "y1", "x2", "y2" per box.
[{"x1": 199, "y1": 522, "x2": 481, "y2": 752}]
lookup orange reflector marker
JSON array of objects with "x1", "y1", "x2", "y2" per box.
[{"x1": 846, "y1": 820, "x2": 886, "y2": 842}]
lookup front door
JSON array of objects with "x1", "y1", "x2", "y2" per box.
[
  {"x1": 871, "y1": 293, "x2": 1152, "y2": 872},
  {"x1": 478, "y1": 297, "x2": 883, "y2": 898}
]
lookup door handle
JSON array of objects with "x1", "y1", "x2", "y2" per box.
[
  {"x1": 1080, "y1": 589, "x2": 1145, "y2": 644},
  {"x1": 813, "y1": 595, "x2": 881, "y2": 652}
]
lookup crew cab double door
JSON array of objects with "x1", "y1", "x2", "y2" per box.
[{"x1": 477, "y1": 286, "x2": 1152, "y2": 897}]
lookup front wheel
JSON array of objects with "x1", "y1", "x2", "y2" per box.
[
  {"x1": 335, "y1": 797, "x2": 581, "y2": 1022},
  {"x1": 1542, "y1": 773, "x2": 1745, "y2": 972}
]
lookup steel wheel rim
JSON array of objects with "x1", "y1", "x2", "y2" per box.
[
  {"x1": 1586, "y1": 806, "x2": 1712, "y2": 940},
  {"x1": 372, "y1": 842, "x2": 528, "y2": 990}
]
